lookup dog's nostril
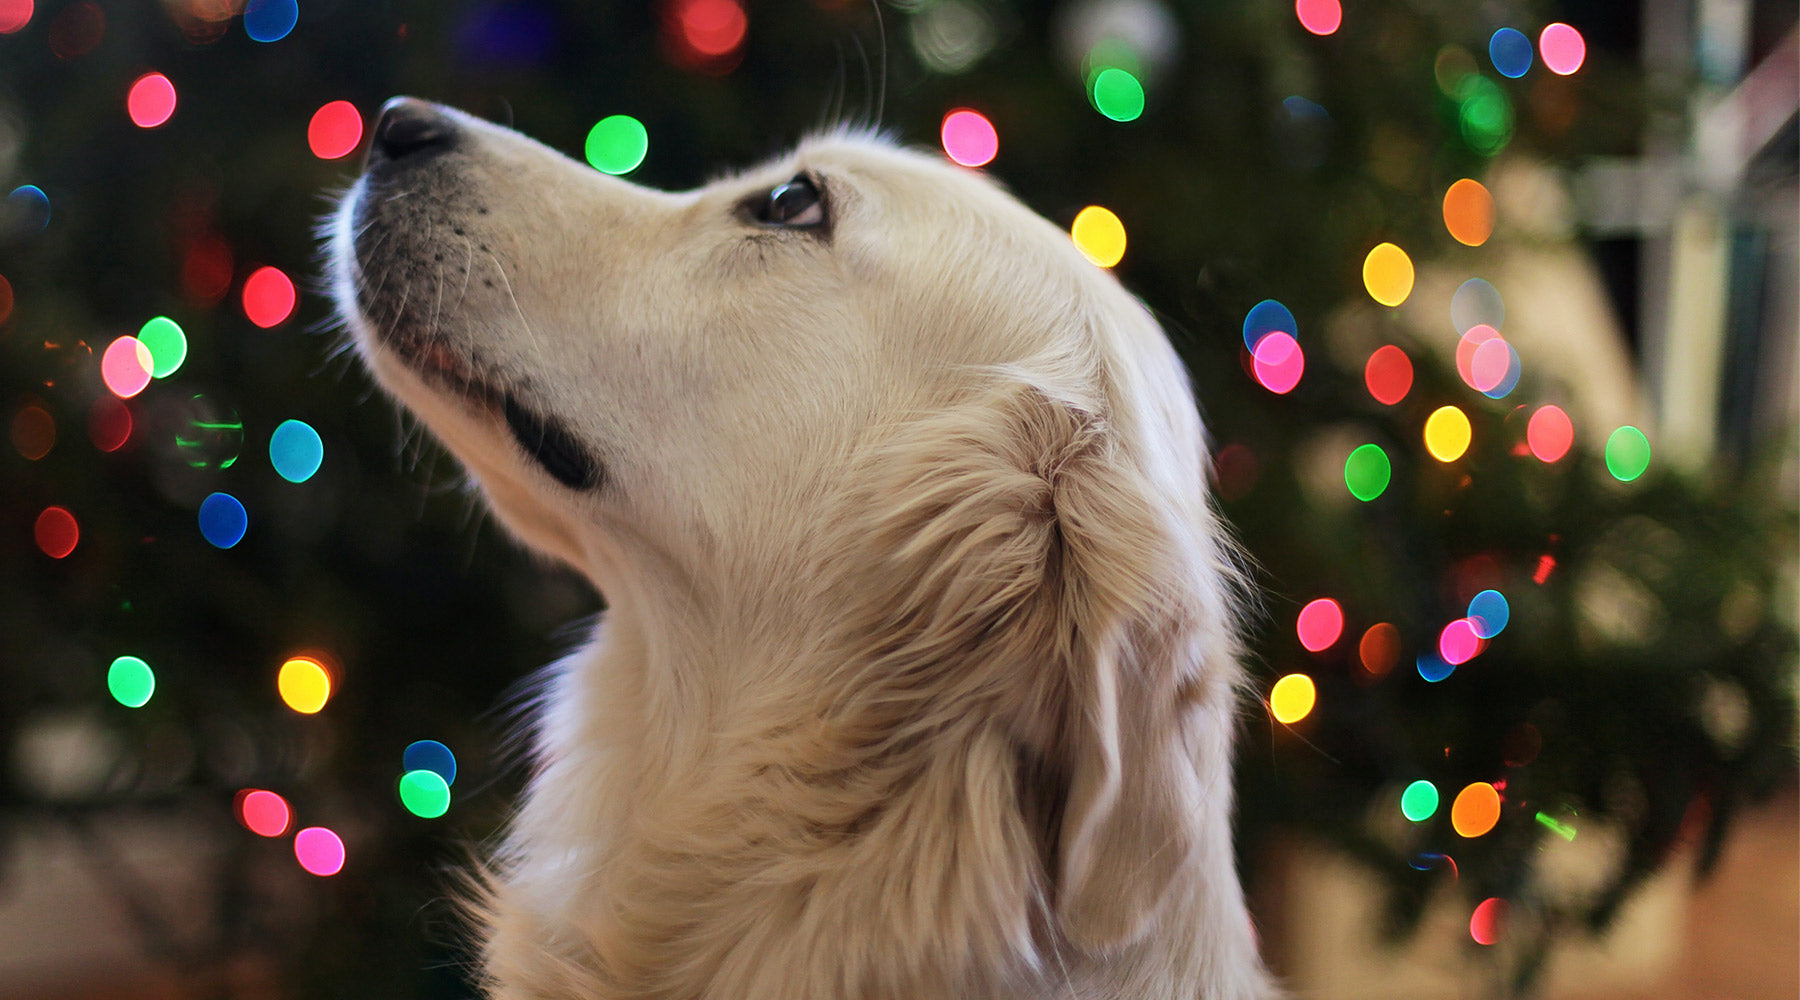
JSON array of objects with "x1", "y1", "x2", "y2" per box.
[{"x1": 373, "y1": 97, "x2": 454, "y2": 162}]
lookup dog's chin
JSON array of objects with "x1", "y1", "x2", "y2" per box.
[{"x1": 357, "y1": 317, "x2": 607, "y2": 494}]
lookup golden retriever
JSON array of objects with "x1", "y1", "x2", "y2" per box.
[{"x1": 328, "y1": 97, "x2": 1273, "y2": 1000}]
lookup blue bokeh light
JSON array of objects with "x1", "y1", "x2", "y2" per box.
[
  {"x1": 244, "y1": 0, "x2": 299, "y2": 43},
  {"x1": 199, "y1": 492, "x2": 248, "y2": 549},
  {"x1": 403, "y1": 739, "x2": 458, "y2": 786},
  {"x1": 269, "y1": 419, "x2": 324, "y2": 483},
  {"x1": 1489, "y1": 28, "x2": 1533, "y2": 78}
]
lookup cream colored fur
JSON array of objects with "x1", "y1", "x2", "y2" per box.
[{"x1": 329, "y1": 101, "x2": 1274, "y2": 999}]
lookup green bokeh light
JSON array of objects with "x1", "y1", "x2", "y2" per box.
[
  {"x1": 1605, "y1": 425, "x2": 1651, "y2": 481},
  {"x1": 137, "y1": 316, "x2": 187, "y2": 378},
  {"x1": 1090, "y1": 67, "x2": 1145, "y2": 122},
  {"x1": 1456, "y1": 76, "x2": 1513, "y2": 155},
  {"x1": 399, "y1": 768, "x2": 451, "y2": 818},
  {"x1": 585, "y1": 115, "x2": 648, "y2": 175},
  {"x1": 1344, "y1": 443, "x2": 1392, "y2": 501},
  {"x1": 108, "y1": 655, "x2": 155, "y2": 708},
  {"x1": 1401, "y1": 779, "x2": 1439, "y2": 822}
]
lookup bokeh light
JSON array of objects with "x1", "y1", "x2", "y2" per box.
[
  {"x1": 1457, "y1": 76, "x2": 1514, "y2": 154},
  {"x1": 88, "y1": 396, "x2": 132, "y2": 452},
  {"x1": 0, "y1": 273, "x2": 12, "y2": 324},
  {"x1": 137, "y1": 316, "x2": 187, "y2": 377},
  {"x1": 674, "y1": 0, "x2": 746, "y2": 59},
  {"x1": 399, "y1": 769, "x2": 452, "y2": 818},
  {"x1": 236, "y1": 789, "x2": 291, "y2": 837},
  {"x1": 1442, "y1": 178, "x2": 1494, "y2": 246},
  {"x1": 126, "y1": 72, "x2": 176, "y2": 128},
  {"x1": 1451, "y1": 781, "x2": 1502, "y2": 838},
  {"x1": 403, "y1": 739, "x2": 458, "y2": 785},
  {"x1": 100, "y1": 336, "x2": 154, "y2": 398},
  {"x1": 243, "y1": 266, "x2": 296, "y2": 327},
  {"x1": 1527, "y1": 405, "x2": 1574, "y2": 462},
  {"x1": 0, "y1": 0, "x2": 31, "y2": 34},
  {"x1": 278, "y1": 655, "x2": 332, "y2": 714},
  {"x1": 1424, "y1": 406, "x2": 1472, "y2": 462},
  {"x1": 1439, "y1": 618, "x2": 1482, "y2": 665},
  {"x1": 107, "y1": 655, "x2": 155, "y2": 708},
  {"x1": 48, "y1": 0, "x2": 102, "y2": 58},
  {"x1": 1470, "y1": 897, "x2": 1508, "y2": 945},
  {"x1": 7, "y1": 184, "x2": 50, "y2": 234},
  {"x1": 175, "y1": 394, "x2": 244, "y2": 469},
  {"x1": 1296, "y1": 597, "x2": 1344, "y2": 652},
  {"x1": 1452, "y1": 277, "x2": 1505, "y2": 333},
  {"x1": 1343, "y1": 443, "x2": 1391, "y2": 501},
  {"x1": 269, "y1": 419, "x2": 324, "y2": 483},
  {"x1": 1481, "y1": 342, "x2": 1521, "y2": 399},
  {"x1": 1468, "y1": 590, "x2": 1510, "y2": 638},
  {"x1": 1455, "y1": 325, "x2": 1502, "y2": 386},
  {"x1": 585, "y1": 115, "x2": 648, "y2": 175},
  {"x1": 12, "y1": 404, "x2": 54, "y2": 460},
  {"x1": 1242, "y1": 299, "x2": 1297, "y2": 351},
  {"x1": 1251, "y1": 332, "x2": 1304, "y2": 394},
  {"x1": 243, "y1": 0, "x2": 298, "y2": 43},
  {"x1": 1364, "y1": 345, "x2": 1413, "y2": 405},
  {"x1": 198, "y1": 491, "x2": 248, "y2": 548},
  {"x1": 294, "y1": 827, "x2": 346, "y2": 876},
  {"x1": 1358, "y1": 623, "x2": 1401, "y2": 676},
  {"x1": 940, "y1": 109, "x2": 998, "y2": 167},
  {"x1": 1434, "y1": 45, "x2": 1476, "y2": 96},
  {"x1": 1090, "y1": 67, "x2": 1145, "y2": 122},
  {"x1": 1293, "y1": 0, "x2": 1340, "y2": 36},
  {"x1": 1417, "y1": 654, "x2": 1454, "y2": 682},
  {"x1": 1536, "y1": 811, "x2": 1577, "y2": 841},
  {"x1": 1469, "y1": 335, "x2": 1512, "y2": 392},
  {"x1": 1488, "y1": 28, "x2": 1533, "y2": 78},
  {"x1": 1605, "y1": 426, "x2": 1651, "y2": 481},
  {"x1": 1539, "y1": 23, "x2": 1586, "y2": 76},
  {"x1": 308, "y1": 101, "x2": 363, "y2": 159},
  {"x1": 1361, "y1": 242, "x2": 1413, "y2": 307},
  {"x1": 1401, "y1": 779, "x2": 1439, "y2": 822},
  {"x1": 1070, "y1": 205, "x2": 1126, "y2": 268},
  {"x1": 1269, "y1": 673, "x2": 1317, "y2": 724}
]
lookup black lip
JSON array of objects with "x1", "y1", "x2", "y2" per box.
[{"x1": 503, "y1": 395, "x2": 604, "y2": 491}]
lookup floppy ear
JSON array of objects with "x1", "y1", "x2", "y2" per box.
[
  {"x1": 821, "y1": 374, "x2": 1240, "y2": 961},
  {"x1": 1027, "y1": 381, "x2": 1236, "y2": 954}
]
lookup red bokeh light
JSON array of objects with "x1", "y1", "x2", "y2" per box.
[
  {"x1": 0, "y1": 0, "x2": 33, "y2": 35},
  {"x1": 1296, "y1": 598, "x2": 1344, "y2": 652},
  {"x1": 1527, "y1": 405, "x2": 1574, "y2": 462},
  {"x1": 243, "y1": 266, "x2": 296, "y2": 327},
  {"x1": 236, "y1": 789, "x2": 292, "y2": 837},
  {"x1": 127, "y1": 72, "x2": 177, "y2": 128},
  {"x1": 308, "y1": 101, "x2": 364, "y2": 160},
  {"x1": 1363, "y1": 345, "x2": 1413, "y2": 405},
  {"x1": 34, "y1": 505, "x2": 79, "y2": 558},
  {"x1": 88, "y1": 395, "x2": 133, "y2": 452}
]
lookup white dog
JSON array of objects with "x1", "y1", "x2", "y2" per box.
[{"x1": 329, "y1": 97, "x2": 1273, "y2": 1000}]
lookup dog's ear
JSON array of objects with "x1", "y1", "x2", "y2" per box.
[
  {"x1": 823, "y1": 374, "x2": 1241, "y2": 959},
  {"x1": 1021, "y1": 379, "x2": 1241, "y2": 955}
]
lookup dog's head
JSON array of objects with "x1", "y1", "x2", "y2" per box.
[{"x1": 330, "y1": 99, "x2": 1260, "y2": 980}]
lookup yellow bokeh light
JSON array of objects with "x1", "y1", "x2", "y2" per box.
[
  {"x1": 1269, "y1": 673, "x2": 1317, "y2": 724},
  {"x1": 1071, "y1": 206, "x2": 1126, "y2": 268},
  {"x1": 1451, "y1": 781, "x2": 1502, "y2": 838},
  {"x1": 1362, "y1": 242, "x2": 1415, "y2": 307},
  {"x1": 278, "y1": 656, "x2": 332, "y2": 714},
  {"x1": 1423, "y1": 405, "x2": 1472, "y2": 462}
]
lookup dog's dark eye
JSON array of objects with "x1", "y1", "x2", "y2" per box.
[{"x1": 757, "y1": 174, "x2": 825, "y2": 228}]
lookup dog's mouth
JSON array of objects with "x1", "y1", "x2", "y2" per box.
[{"x1": 385, "y1": 328, "x2": 604, "y2": 492}]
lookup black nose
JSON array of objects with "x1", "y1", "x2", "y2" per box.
[{"x1": 371, "y1": 97, "x2": 455, "y2": 164}]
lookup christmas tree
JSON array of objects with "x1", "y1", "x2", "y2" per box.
[{"x1": 1, "y1": 1, "x2": 1792, "y2": 996}]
